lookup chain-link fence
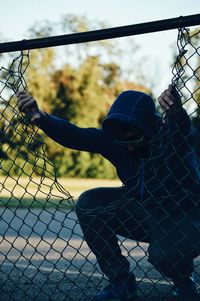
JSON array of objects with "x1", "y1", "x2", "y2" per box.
[{"x1": 0, "y1": 21, "x2": 199, "y2": 301}]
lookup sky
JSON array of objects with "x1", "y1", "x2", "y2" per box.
[{"x1": 0, "y1": 0, "x2": 200, "y2": 95}]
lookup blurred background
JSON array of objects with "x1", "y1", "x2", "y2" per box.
[
  {"x1": 0, "y1": 0, "x2": 199, "y2": 185},
  {"x1": 0, "y1": 3, "x2": 199, "y2": 300}
]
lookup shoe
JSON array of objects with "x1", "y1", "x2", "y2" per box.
[
  {"x1": 95, "y1": 274, "x2": 137, "y2": 301},
  {"x1": 171, "y1": 276, "x2": 199, "y2": 300}
]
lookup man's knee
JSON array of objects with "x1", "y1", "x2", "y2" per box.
[
  {"x1": 148, "y1": 242, "x2": 194, "y2": 278},
  {"x1": 148, "y1": 239, "x2": 194, "y2": 268},
  {"x1": 148, "y1": 243, "x2": 180, "y2": 268},
  {"x1": 76, "y1": 189, "x2": 94, "y2": 210},
  {"x1": 76, "y1": 186, "x2": 121, "y2": 210},
  {"x1": 76, "y1": 187, "x2": 105, "y2": 210}
]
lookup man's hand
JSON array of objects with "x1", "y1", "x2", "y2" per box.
[
  {"x1": 158, "y1": 84, "x2": 182, "y2": 123},
  {"x1": 16, "y1": 91, "x2": 43, "y2": 124}
]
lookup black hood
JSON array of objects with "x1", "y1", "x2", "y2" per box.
[{"x1": 102, "y1": 90, "x2": 161, "y2": 138}]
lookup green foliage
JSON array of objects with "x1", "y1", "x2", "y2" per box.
[
  {"x1": 40, "y1": 54, "x2": 120, "y2": 178},
  {"x1": 25, "y1": 48, "x2": 56, "y2": 112},
  {"x1": 8, "y1": 14, "x2": 126, "y2": 179},
  {"x1": 0, "y1": 14, "x2": 152, "y2": 179}
]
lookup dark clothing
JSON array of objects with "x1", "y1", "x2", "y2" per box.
[
  {"x1": 76, "y1": 186, "x2": 200, "y2": 281},
  {"x1": 38, "y1": 90, "x2": 200, "y2": 281},
  {"x1": 39, "y1": 91, "x2": 200, "y2": 210},
  {"x1": 76, "y1": 186, "x2": 151, "y2": 280}
]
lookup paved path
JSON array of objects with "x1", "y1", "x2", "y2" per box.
[{"x1": 0, "y1": 207, "x2": 199, "y2": 300}]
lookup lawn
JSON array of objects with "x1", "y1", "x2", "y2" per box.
[{"x1": 0, "y1": 177, "x2": 121, "y2": 208}]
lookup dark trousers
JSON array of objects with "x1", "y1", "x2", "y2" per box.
[{"x1": 76, "y1": 186, "x2": 200, "y2": 283}]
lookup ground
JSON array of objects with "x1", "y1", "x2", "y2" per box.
[{"x1": 1, "y1": 206, "x2": 200, "y2": 301}]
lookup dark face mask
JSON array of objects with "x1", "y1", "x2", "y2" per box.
[
  {"x1": 114, "y1": 131, "x2": 150, "y2": 158},
  {"x1": 114, "y1": 126, "x2": 145, "y2": 147},
  {"x1": 114, "y1": 135, "x2": 144, "y2": 148}
]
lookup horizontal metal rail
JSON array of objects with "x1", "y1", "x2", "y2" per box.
[{"x1": 0, "y1": 13, "x2": 200, "y2": 53}]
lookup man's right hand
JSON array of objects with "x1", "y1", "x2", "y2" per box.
[{"x1": 16, "y1": 91, "x2": 43, "y2": 124}]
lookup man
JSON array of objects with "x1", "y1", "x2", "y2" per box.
[{"x1": 16, "y1": 85, "x2": 200, "y2": 301}]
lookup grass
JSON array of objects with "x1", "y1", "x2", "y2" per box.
[
  {"x1": 0, "y1": 177, "x2": 121, "y2": 209},
  {"x1": 0, "y1": 196, "x2": 74, "y2": 209}
]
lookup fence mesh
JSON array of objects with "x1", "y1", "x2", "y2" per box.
[{"x1": 0, "y1": 26, "x2": 199, "y2": 301}]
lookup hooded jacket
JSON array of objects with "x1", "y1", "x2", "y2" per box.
[{"x1": 39, "y1": 90, "x2": 200, "y2": 211}]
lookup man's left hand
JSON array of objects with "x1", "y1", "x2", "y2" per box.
[{"x1": 158, "y1": 84, "x2": 182, "y2": 123}]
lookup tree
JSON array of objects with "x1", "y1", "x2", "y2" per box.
[{"x1": 0, "y1": 14, "x2": 152, "y2": 178}]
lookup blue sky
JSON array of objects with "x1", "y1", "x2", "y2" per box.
[{"x1": 1, "y1": 0, "x2": 200, "y2": 94}]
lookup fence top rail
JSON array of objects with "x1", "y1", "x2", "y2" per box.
[{"x1": 0, "y1": 13, "x2": 200, "y2": 54}]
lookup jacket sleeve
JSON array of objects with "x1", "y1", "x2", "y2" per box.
[
  {"x1": 37, "y1": 113, "x2": 115, "y2": 156},
  {"x1": 167, "y1": 107, "x2": 194, "y2": 135},
  {"x1": 165, "y1": 86, "x2": 195, "y2": 143},
  {"x1": 166, "y1": 107, "x2": 197, "y2": 157}
]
